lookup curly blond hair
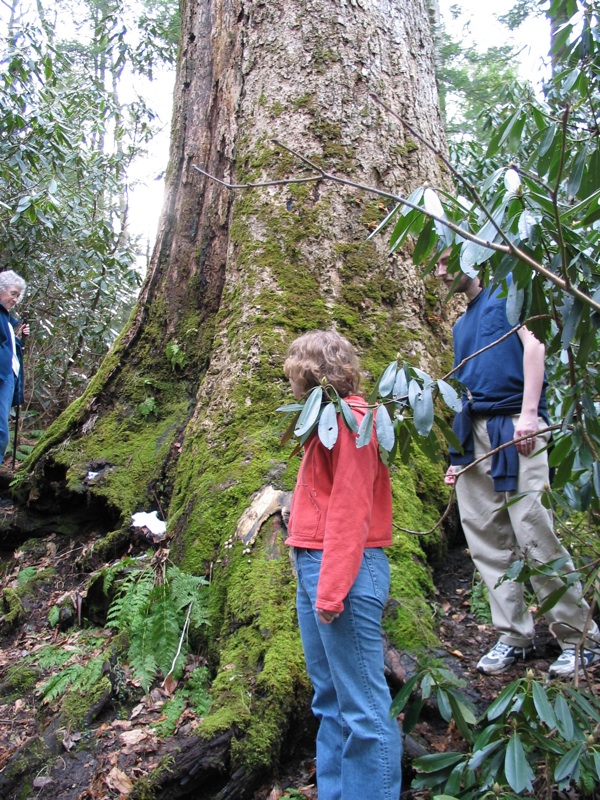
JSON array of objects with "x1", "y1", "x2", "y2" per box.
[{"x1": 283, "y1": 330, "x2": 361, "y2": 398}]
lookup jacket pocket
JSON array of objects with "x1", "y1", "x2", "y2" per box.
[{"x1": 290, "y1": 483, "x2": 321, "y2": 538}]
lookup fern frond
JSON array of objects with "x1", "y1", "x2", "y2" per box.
[
  {"x1": 39, "y1": 664, "x2": 85, "y2": 703},
  {"x1": 107, "y1": 569, "x2": 154, "y2": 633},
  {"x1": 150, "y1": 596, "x2": 185, "y2": 678},
  {"x1": 28, "y1": 645, "x2": 75, "y2": 670},
  {"x1": 128, "y1": 616, "x2": 159, "y2": 690}
]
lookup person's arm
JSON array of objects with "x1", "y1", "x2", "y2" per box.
[
  {"x1": 315, "y1": 415, "x2": 381, "y2": 621},
  {"x1": 514, "y1": 325, "x2": 545, "y2": 456}
]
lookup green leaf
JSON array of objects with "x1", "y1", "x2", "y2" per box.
[
  {"x1": 506, "y1": 279, "x2": 525, "y2": 326},
  {"x1": 393, "y1": 368, "x2": 409, "y2": 400},
  {"x1": 437, "y1": 379, "x2": 462, "y2": 414},
  {"x1": 409, "y1": 380, "x2": 434, "y2": 436},
  {"x1": 535, "y1": 584, "x2": 568, "y2": 618},
  {"x1": 389, "y1": 673, "x2": 420, "y2": 718},
  {"x1": 317, "y1": 402, "x2": 338, "y2": 450},
  {"x1": 581, "y1": 146, "x2": 600, "y2": 198},
  {"x1": 487, "y1": 680, "x2": 520, "y2": 720},
  {"x1": 280, "y1": 410, "x2": 301, "y2": 446},
  {"x1": 276, "y1": 403, "x2": 305, "y2": 413},
  {"x1": 414, "y1": 752, "x2": 465, "y2": 773},
  {"x1": 413, "y1": 219, "x2": 436, "y2": 265},
  {"x1": 467, "y1": 740, "x2": 503, "y2": 770},
  {"x1": 339, "y1": 397, "x2": 359, "y2": 433},
  {"x1": 366, "y1": 202, "x2": 400, "y2": 241},
  {"x1": 549, "y1": 434, "x2": 573, "y2": 468},
  {"x1": 437, "y1": 687, "x2": 452, "y2": 722},
  {"x1": 538, "y1": 123, "x2": 557, "y2": 157},
  {"x1": 356, "y1": 409, "x2": 374, "y2": 448},
  {"x1": 532, "y1": 681, "x2": 558, "y2": 728},
  {"x1": 550, "y1": 23, "x2": 573, "y2": 56},
  {"x1": 375, "y1": 404, "x2": 395, "y2": 452},
  {"x1": 567, "y1": 144, "x2": 588, "y2": 199},
  {"x1": 378, "y1": 361, "x2": 398, "y2": 397},
  {"x1": 294, "y1": 387, "x2": 323, "y2": 437},
  {"x1": 403, "y1": 698, "x2": 425, "y2": 734},
  {"x1": 554, "y1": 693, "x2": 575, "y2": 741},
  {"x1": 504, "y1": 732, "x2": 535, "y2": 794},
  {"x1": 561, "y1": 297, "x2": 583, "y2": 349},
  {"x1": 555, "y1": 742, "x2": 585, "y2": 783},
  {"x1": 447, "y1": 689, "x2": 477, "y2": 743}
]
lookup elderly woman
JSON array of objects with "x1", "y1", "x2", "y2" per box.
[{"x1": 0, "y1": 270, "x2": 28, "y2": 465}]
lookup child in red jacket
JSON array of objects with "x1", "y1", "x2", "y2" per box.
[{"x1": 284, "y1": 330, "x2": 402, "y2": 800}]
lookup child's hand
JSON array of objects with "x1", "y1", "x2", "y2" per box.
[{"x1": 316, "y1": 608, "x2": 339, "y2": 624}]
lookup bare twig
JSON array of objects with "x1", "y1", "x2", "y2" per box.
[
  {"x1": 192, "y1": 164, "x2": 320, "y2": 190},
  {"x1": 163, "y1": 601, "x2": 193, "y2": 687}
]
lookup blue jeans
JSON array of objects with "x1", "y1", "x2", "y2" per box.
[
  {"x1": 0, "y1": 373, "x2": 15, "y2": 465},
  {"x1": 294, "y1": 547, "x2": 402, "y2": 800}
]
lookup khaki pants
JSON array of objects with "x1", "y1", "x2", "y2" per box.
[{"x1": 455, "y1": 415, "x2": 599, "y2": 650}]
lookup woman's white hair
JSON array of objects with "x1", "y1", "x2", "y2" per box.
[{"x1": 0, "y1": 270, "x2": 26, "y2": 301}]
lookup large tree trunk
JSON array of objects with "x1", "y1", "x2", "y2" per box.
[{"x1": 16, "y1": 0, "x2": 451, "y2": 794}]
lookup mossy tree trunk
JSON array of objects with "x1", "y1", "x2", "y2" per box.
[{"x1": 20, "y1": 0, "x2": 452, "y2": 795}]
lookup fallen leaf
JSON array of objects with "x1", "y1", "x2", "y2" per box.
[
  {"x1": 120, "y1": 729, "x2": 147, "y2": 745},
  {"x1": 33, "y1": 777, "x2": 54, "y2": 788},
  {"x1": 105, "y1": 766, "x2": 133, "y2": 794}
]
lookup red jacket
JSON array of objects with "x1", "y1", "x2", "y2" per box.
[{"x1": 286, "y1": 395, "x2": 393, "y2": 613}]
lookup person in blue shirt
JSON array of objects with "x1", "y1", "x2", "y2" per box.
[
  {"x1": 0, "y1": 271, "x2": 29, "y2": 466},
  {"x1": 437, "y1": 248, "x2": 600, "y2": 677}
]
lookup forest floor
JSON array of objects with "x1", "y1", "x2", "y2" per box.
[{"x1": 0, "y1": 480, "x2": 598, "y2": 800}]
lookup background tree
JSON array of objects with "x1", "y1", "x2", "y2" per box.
[
  {"x1": 0, "y1": 0, "x2": 179, "y2": 422},
  {"x1": 9, "y1": 0, "x2": 452, "y2": 795}
]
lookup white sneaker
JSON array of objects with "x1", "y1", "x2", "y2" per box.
[
  {"x1": 549, "y1": 648, "x2": 600, "y2": 677},
  {"x1": 476, "y1": 641, "x2": 534, "y2": 675}
]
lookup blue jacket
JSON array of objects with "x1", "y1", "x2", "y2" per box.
[{"x1": 0, "y1": 304, "x2": 24, "y2": 406}]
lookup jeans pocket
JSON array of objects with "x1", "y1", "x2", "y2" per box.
[{"x1": 363, "y1": 549, "x2": 390, "y2": 604}]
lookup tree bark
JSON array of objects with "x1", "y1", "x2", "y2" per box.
[{"x1": 18, "y1": 0, "x2": 452, "y2": 793}]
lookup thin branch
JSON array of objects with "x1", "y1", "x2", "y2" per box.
[
  {"x1": 163, "y1": 601, "x2": 193, "y2": 687},
  {"x1": 552, "y1": 107, "x2": 571, "y2": 290},
  {"x1": 442, "y1": 315, "x2": 551, "y2": 383},
  {"x1": 192, "y1": 164, "x2": 321, "y2": 190},
  {"x1": 393, "y1": 489, "x2": 456, "y2": 536}
]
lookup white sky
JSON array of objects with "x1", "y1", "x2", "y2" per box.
[{"x1": 127, "y1": 1, "x2": 551, "y2": 258}]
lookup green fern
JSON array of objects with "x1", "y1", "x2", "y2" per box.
[
  {"x1": 153, "y1": 695, "x2": 186, "y2": 737},
  {"x1": 38, "y1": 654, "x2": 106, "y2": 704},
  {"x1": 152, "y1": 666, "x2": 211, "y2": 737},
  {"x1": 103, "y1": 559, "x2": 211, "y2": 691},
  {"x1": 27, "y1": 644, "x2": 75, "y2": 670},
  {"x1": 106, "y1": 568, "x2": 154, "y2": 632},
  {"x1": 39, "y1": 663, "x2": 85, "y2": 703}
]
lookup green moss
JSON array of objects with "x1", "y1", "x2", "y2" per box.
[
  {"x1": 312, "y1": 45, "x2": 341, "y2": 73},
  {"x1": 2, "y1": 665, "x2": 38, "y2": 695},
  {"x1": 1, "y1": 588, "x2": 24, "y2": 628},
  {"x1": 195, "y1": 530, "x2": 309, "y2": 771},
  {"x1": 18, "y1": 566, "x2": 56, "y2": 592},
  {"x1": 62, "y1": 675, "x2": 112, "y2": 729},
  {"x1": 391, "y1": 140, "x2": 419, "y2": 158},
  {"x1": 271, "y1": 100, "x2": 284, "y2": 117},
  {"x1": 293, "y1": 93, "x2": 313, "y2": 110},
  {"x1": 1, "y1": 737, "x2": 51, "y2": 792}
]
